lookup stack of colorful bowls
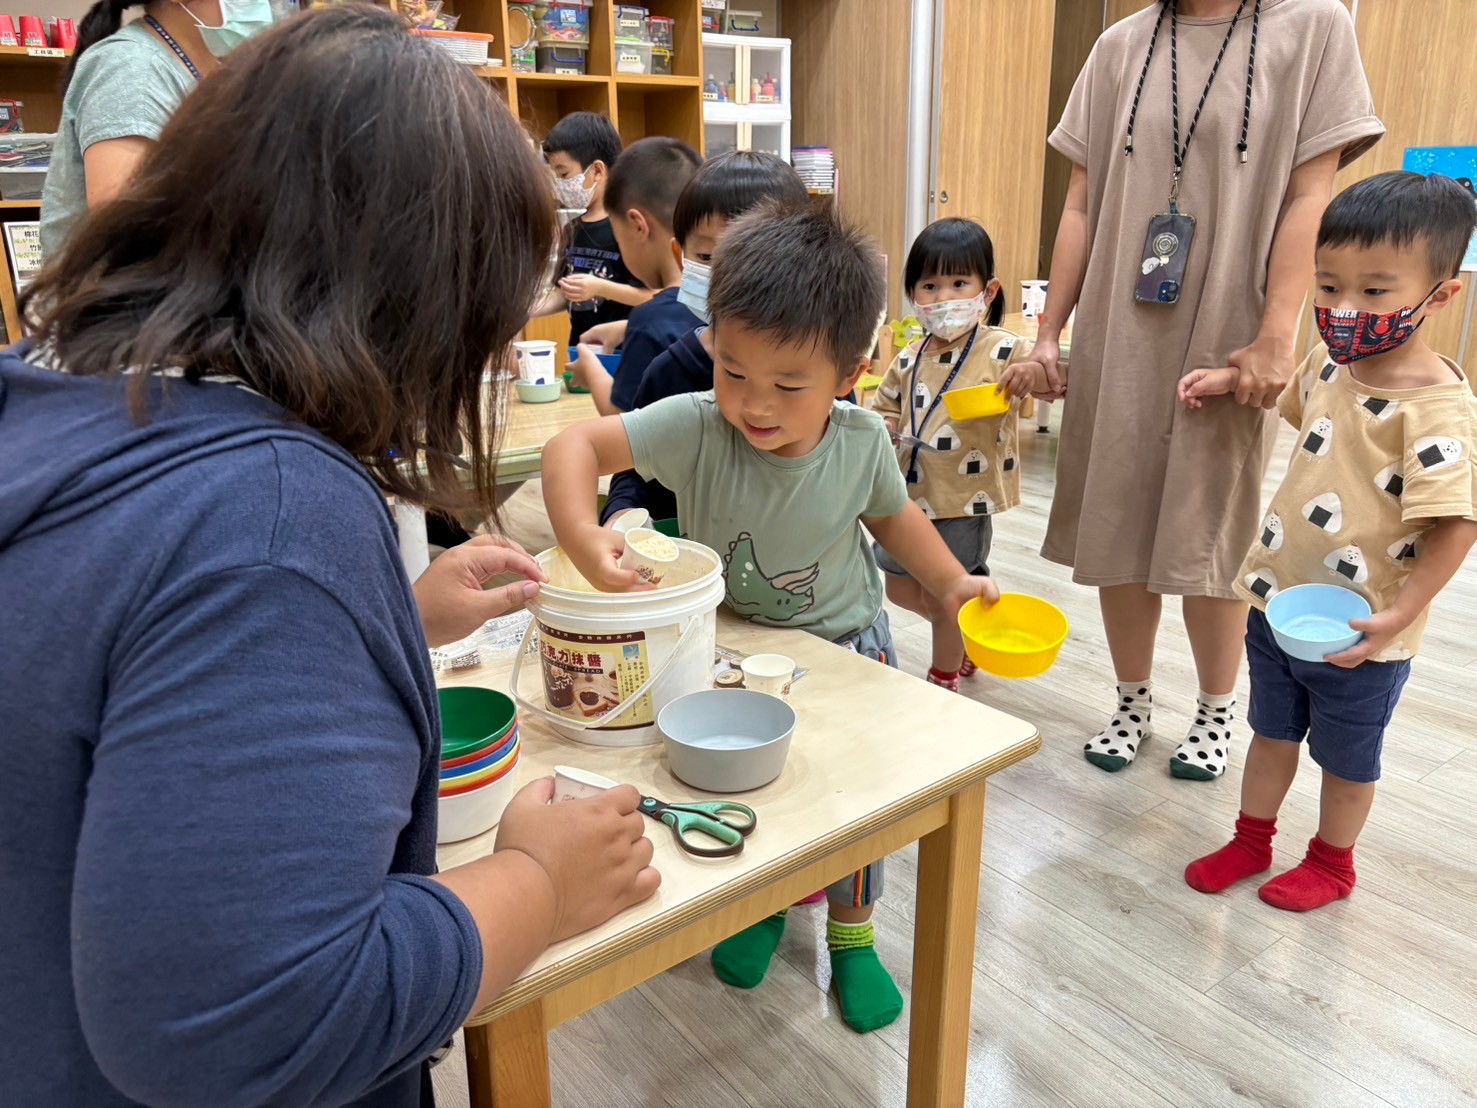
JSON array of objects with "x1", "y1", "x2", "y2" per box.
[{"x1": 437, "y1": 687, "x2": 521, "y2": 844}]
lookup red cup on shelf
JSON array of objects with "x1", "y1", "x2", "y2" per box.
[
  {"x1": 18, "y1": 15, "x2": 47, "y2": 47},
  {"x1": 0, "y1": 16, "x2": 19, "y2": 46},
  {"x1": 52, "y1": 18, "x2": 76, "y2": 49}
]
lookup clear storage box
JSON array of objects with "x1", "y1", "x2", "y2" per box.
[
  {"x1": 537, "y1": 4, "x2": 589, "y2": 46},
  {"x1": 651, "y1": 46, "x2": 672, "y2": 75},
  {"x1": 649, "y1": 15, "x2": 674, "y2": 48},
  {"x1": 614, "y1": 40, "x2": 653, "y2": 75},
  {"x1": 613, "y1": 5, "x2": 649, "y2": 41},
  {"x1": 0, "y1": 166, "x2": 46, "y2": 201},
  {"x1": 536, "y1": 44, "x2": 587, "y2": 74}
]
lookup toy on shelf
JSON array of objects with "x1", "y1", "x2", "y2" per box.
[{"x1": 537, "y1": 3, "x2": 590, "y2": 47}]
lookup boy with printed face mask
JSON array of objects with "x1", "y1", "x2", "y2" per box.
[
  {"x1": 1178, "y1": 171, "x2": 1477, "y2": 912},
  {"x1": 531, "y1": 112, "x2": 653, "y2": 345},
  {"x1": 597, "y1": 151, "x2": 810, "y2": 526},
  {"x1": 871, "y1": 218, "x2": 1039, "y2": 692}
]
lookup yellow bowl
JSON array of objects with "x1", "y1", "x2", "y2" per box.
[
  {"x1": 958, "y1": 593, "x2": 1069, "y2": 678},
  {"x1": 942, "y1": 383, "x2": 1010, "y2": 421}
]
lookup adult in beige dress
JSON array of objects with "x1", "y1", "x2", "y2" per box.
[{"x1": 1027, "y1": 0, "x2": 1382, "y2": 777}]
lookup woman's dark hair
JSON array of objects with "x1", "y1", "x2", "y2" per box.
[
  {"x1": 672, "y1": 151, "x2": 809, "y2": 248},
  {"x1": 541, "y1": 110, "x2": 622, "y2": 171},
  {"x1": 1319, "y1": 171, "x2": 1477, "y2": 280},
  {"x1": 64, "y1": 0, "x2": 145, "y2": 90},
  {"x1": 25, "y1": 4, "x2": 554, "y2": 520},
  {"x1": 904, "y1": 217, "x2": 1005, "y2": 326}
]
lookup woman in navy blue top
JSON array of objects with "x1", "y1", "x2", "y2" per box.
[{"x1": 0, "y1": 9, "x2": 658, "y2": 1106}]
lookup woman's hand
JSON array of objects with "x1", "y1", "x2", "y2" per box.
[
  {"x1": 1025, "y1": 336, "x2": 1067, "y2": 400},
  {"x1": 411, "y1": 534, "x2": 546, "y2": 647},
  {"x1": 494, "y1": 780, "x2": 660, "y2": 942},
  {"x1": 1227, "y1": 334, "x2": 1295, "y2": 409}
]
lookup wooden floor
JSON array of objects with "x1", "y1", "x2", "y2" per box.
[{"x1": 434, "y1": 413, "x2": 1477, "y2": 1108}]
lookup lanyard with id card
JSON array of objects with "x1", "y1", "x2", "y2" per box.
[{"x1": 1125, "y1": 0, "x2": 1260, "y2": 306}]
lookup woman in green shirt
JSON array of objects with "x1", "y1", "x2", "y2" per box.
[{"x1": 41, "y1": 0, "x2": 278, "y2": 255}]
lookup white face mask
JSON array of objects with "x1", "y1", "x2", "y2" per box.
[
  {"x1": 677, "y1": 258, "x2": 712, "y2": 323},
  {"x1": 915, "y1": 292, "x2": 986, "y2": 342},
  {"x1": 177, "y1": 0, "x2": 275, "y2": 58},
  {"x1": 553, "y1": 168, "x2": 596, "y2": 211}
]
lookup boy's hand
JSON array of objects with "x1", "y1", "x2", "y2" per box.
[
  {"x1": 1178, "y1": 367, "x2": 1239, "y2": 409},
  {"x1": 495, "y1": 780, "x2": 659, "y2": 942},
  {"x1": 570, "y1": 343, "x2": 614, "y2": 391},
  {"x1": 1325, "y1": 609, "x2": 1409, "y2": 669},
  {"x1": 581, "y1": 320, "x2": 628, "y2": 351},
  {"x1": 940, "y1": 573, "x2": 1002, "y2": 618},
  {"x1": 566, "y1": 521, "x2": 648, "y2": 593},
  {"x1": 560, "y1": 274, "x2": 607, "y2": 304},
  {"x1": 999, "y1": 359, "x2": 1050, "y2": 400}
]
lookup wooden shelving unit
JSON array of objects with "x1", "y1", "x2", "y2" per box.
[
  {"x1": 0, "y1": 48, "x2": 65, "y2": 342},
  {"x1": 452, "y1": 0, "x2": 705, "y2": 151}
]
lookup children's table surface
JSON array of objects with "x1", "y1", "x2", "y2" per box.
[
  {"x1": 496, "y1": 384, "x2": 600, "y2": 485},
  {"x1": 438, "y1": 612, "x2": 1041, "y2": 1107}
]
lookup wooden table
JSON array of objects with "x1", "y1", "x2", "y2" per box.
[
  {"x1": 495, "y1": 388, "x2": 598, "y2": 485},
  {"x1": 438, "y1": 615, "x2": 1040, "y2": 1107}
]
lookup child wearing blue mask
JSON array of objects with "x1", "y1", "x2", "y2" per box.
[
  {"x1": 1179, "y1": 172, "x2": 1477, "y2": 911},
  {"x1": 596, "y1": 151, "x2": 810, "y2": 525}
]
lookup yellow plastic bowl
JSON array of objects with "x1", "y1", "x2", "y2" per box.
[
  {"x1": 942, "y1": 383, "x2": 1010, "y2": 421},
  {"x1": 958, "y1": 593, "x2": 1069, "y2": 678}
]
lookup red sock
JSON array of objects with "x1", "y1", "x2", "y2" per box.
[
  {"x1": 1259, "y1": 836, "x2": 1356, "y2": 911},
  {"x1": 960, "y1": 657, "x2": 977, "y2": 678},
  {"x1": 1185, "y1": 811, "x2": 1276, "y2": 893},
  {"x1": 927, "y1": 667, "x2": 960, "y2": 692}
]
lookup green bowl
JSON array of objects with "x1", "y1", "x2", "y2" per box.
[
  {"x1": 563, "y1": 370, "x2": 592, "y2": 395},
  {"x1": 439, "y1": 687, "x2": 517, "y2": 759}
]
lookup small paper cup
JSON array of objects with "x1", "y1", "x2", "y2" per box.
[
  {"x1": 553, "y1": 765, "x2": 620, "y2": 803},
  {"x1": 740, "y1": 653, "x2": 795, "y2": 702},
  {"x1": 620, "y1": 526, "x2": 680, "y2": 586},
  {"x1": 611, "y1": 508, "x2": 652, "y2": 534}
]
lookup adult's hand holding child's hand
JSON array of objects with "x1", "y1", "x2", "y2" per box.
[
  {"x1": 1228, "y1": 335, "x2": 1294, "y2": 409},
  {"x1": 1178, "y1": 367, "x2": 1240, "y2": 409},
  {"x1": 495, "y1": 780, "x2": 660, "y2": 942},
  {"x1": 1026, "y1": 336, "x2": 1067, "y2": 400},
  {"x1": 1000, "y1": 359, "x2": 1051, "y2": 401}
]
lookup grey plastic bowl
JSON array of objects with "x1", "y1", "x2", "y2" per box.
[{"x1": 658, "y1": 689, "x2": 796, "y2": 793}]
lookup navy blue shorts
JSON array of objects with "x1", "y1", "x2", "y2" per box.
[{"x1": 1245, "y1": 608, "x2": 1411, "y2": 783}]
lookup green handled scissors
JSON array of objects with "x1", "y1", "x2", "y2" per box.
[{"x1": 639, "y1": 796, "x2": 757, "y2": 858}]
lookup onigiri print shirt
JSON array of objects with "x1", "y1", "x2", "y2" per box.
[
  {"x1": 870, "y1": 326, "x2": 1033, "y2": 519},
  {"x1": 1235, "y1": 344, "x2": 1477, "y2": 660}
]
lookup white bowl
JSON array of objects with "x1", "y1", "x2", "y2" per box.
[{"x1": 437, "y1": 763, "x2": 520, "y2": 844}]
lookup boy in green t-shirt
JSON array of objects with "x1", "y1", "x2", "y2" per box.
[{"x1": 542, "y1": 203, "x2": 1000, "y2": 1033}]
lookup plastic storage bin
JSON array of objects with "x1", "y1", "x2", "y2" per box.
[
  {"x1": 508, "y1": 2, "x2": 538, "y2": 69},
  {"x1": 613, "y1": 5, "x2": 649, "y2": 41},
  {"x1": 651, "y1": 47, "x2": 672, "y2": 75},
  {"x1": 725, "y1": 9, "x2": 762, "y2": 34},
  {"x1": 414, "y1": 29, "x2": 494, "y2": 66},
  {"x1": 649, "y1": 15, "x2": 674, "y2": 47},
  {"x1": 0, "y1": 166, "x2": 46, "y2": 201},
  {"x1": 614, "y1": 40, "x2": 653, "y2": 74},
  {"x1": 537, "y1": 4, "x2": 589, "y2": 46},
  {"x1": 537, "y1": 44, "x2": 587, "y2": 74}
]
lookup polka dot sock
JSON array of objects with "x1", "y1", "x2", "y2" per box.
[
  {"x1": 1171, "y1": 691, "x2": 1235, "y2": 781},
  {"x1": 1259, "y1": 836, "x2": 1356, "y2": 911},
  {"x1": 1083, "y1": 681, "x2": 1152, "y2": 772}
]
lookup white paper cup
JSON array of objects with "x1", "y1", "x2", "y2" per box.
[
  {"x1": 740, "y1": 653, "x2": 795, "y2": 702},
  {"x1": 611, "y1": 508, "x2": 651, "y2": 535},
  {"x1": 620, "y1": 526, "x2": 680, "y2": 586},
  {"x1": 1020, "y1": 280, "x2": 1049, "y2": 320},
  {"x1": 512, "y1": 340, "x2": 558, "y2": 385},
  {"x1": 553, "y1": 765, "x2": 620, "y2": 803}
]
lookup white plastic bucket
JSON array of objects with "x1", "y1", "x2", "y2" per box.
[
  {"x1": 509, "y1": 540, "x2": 726, "y2": 747},
  {"x1": 512, "y1": 340, "x2": 558, "y2": 385}
]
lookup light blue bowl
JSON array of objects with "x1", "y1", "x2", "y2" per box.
[{"x1": 1266, "y1": 584, "x2": 1371, "y2": 663}]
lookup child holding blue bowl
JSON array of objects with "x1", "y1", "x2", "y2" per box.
[{"x1": 1177, "y1": 172, "x2": 1477, "y2": 911}]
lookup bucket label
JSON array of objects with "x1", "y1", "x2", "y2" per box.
[{"x1": 538, "y1": 624, "x2": 653, "y2": 729}]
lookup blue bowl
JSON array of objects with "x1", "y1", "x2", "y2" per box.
[
  {"x1": 440, "y1": 725, "x2": 519, "y2": 779},
  {"x1": 568, "y1": 347, "x2": 622, "y2": 373},
  {"x1": 1266, "y1": 584, "x2": 1371, "y2": 663}
]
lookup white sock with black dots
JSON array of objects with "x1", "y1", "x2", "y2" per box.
[
  {"x1": 1083, "y1": 681, "x2": 1152, "y2": 773},
  {"x1": 1171, "y1": 691, "x2": 1235, "y2": 781}
]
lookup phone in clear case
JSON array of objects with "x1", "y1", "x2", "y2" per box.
[{"x1": 1134, "y1": 210, "x2": 1196, "y2": 305}]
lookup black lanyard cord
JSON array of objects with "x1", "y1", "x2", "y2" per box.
[
  {"x1": 1123, "y1": 0, "x2": 1261, "y2": 171},
  {"x1": 144, "y1": 15, "x2": 203, "y2": 82}
]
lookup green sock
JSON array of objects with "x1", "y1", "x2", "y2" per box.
[
  {"x1": 827, "y1": 919, "x2": 904, "y2": 1033},
  {"x1": 711, "y1": 910, "x2": 787, "y2": 989}
]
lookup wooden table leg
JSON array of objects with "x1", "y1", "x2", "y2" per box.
[
  {"x1": 464, "y1": 1000, "x2": 551, "y2": 1108},
  {"x1": 906, "y1": 781, "x2": 987, "y2": 1108}
]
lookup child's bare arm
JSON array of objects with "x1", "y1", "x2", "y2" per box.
[
  {"x1": 542, "y1": 419, "x2": 644, "y2": 591},
  {"x1": 866, "y1": 502, "x2": 1001, "y2": 615},
  {"x1": 559, "y1": 275, "x2": 656, "y2": 309},
  {"x1": 570, "y1": 344, "x2": 620, "y2": 415},
  {"x1": 1178, "y1": 367, "x2": 1241, "y2": 409},
  {"x1": 530, "y1": 288, "x2": 568, "y2": 318},
  {"x1": 1327, "y1": 517, "x2": 1477, "y2": 668}
]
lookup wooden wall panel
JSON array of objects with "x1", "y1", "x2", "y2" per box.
[
  {"x1": 1040, "y1": 0, "x2": 1106, "y2": 275},
  {"x1": 787, "y1": 0, "x2": 913, "y2": 316},
  {"x1": 935, "y1": 0, "x2": 1057, "y2": 294}
]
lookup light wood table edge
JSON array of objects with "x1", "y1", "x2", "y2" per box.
[{"x1": 463, "y1": 732, "x2": 1039, "y2": 1027}]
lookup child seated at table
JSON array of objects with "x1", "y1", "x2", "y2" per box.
[
  {"x1": 600, "y1": 150, "x2": 810, "y2": 526},
  {"x1": 872, "y1": 218, "x2": 1039, "y2": 693},
  {"x1": 1178, "y1": 171, "x2": 1477, "y2": 910},
  {"x1": 542, "y1": 203, "x2": 1000, "y2": 1032},
  {"x1": 568, "y1": 136, "x2": 702, "y2": 416}
]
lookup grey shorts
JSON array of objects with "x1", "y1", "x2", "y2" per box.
[
  {"x1": 874, "y1": 515, "x2": 993, "y2": 578},
  {"x1": 834, "y1": 608, "x2": 898, "y2": 668}
]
